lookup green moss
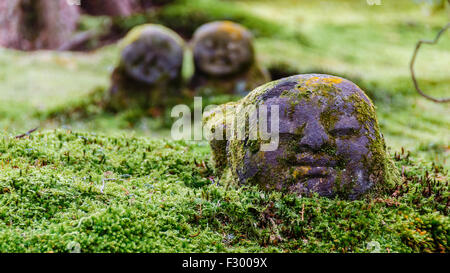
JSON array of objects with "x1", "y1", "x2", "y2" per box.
[
  {"x1": 0, "y1": 129, "x2": 447, "y2": 253},
  {"x1": 320, "y1": 108, "x2": 339, "y2": 132},
  {"x1": 294, "y1": 123, "x2": 306, "y2": 137},
  {"x1": 332, "y1": 171, "x2": 355, "y2": 200},
  {"x1": 247, "y1": 140, "x2": 260, "y2": 154},
  {"x1": 0, "y1": 0, "x2": 449, "y2": 253},
  {"x1": 37, "y1": 86, "x2": 107, "y2": 121}
]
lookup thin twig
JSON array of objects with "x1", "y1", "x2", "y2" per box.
[
  {"x1": 189, "y1": 231, "x2": 201, "y2": 238},
  {"x1": 410, "y1": 22, "x2": 450, "y2": 103},
  {"x1": 15, "y1": 127, "x2": 38, "y2": 139},
  {"x1": 58, "y1": 30, "x2": 98, "y2": 51},
  {"x1": 300, "y1": 203, "x2": 305, "y2": 221}
]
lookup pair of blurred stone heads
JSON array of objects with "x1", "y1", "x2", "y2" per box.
[
  {"x1": 110, "y1": 22, "x2": 396, "y2": 200},
  {"x1": 109, "y1": 21, "x2": 270, "y2": 110}
]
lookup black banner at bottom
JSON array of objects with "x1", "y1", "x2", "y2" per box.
[{"x1": 0, "y1": 253, "x2": 446, "y2": 272}]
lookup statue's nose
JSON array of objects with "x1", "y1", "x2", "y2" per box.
[
  {"x1": 299, "y1": 121, "x2": 330, "y2": 151},
  {"x1": 214, "y1": 47, "x2": 227, "y2": 58}
]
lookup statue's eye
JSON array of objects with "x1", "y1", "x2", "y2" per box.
[
  {"x1": 204, "y1": 39, "x2": 214, "y2": 48},
  {"x1": 329, "y1": 127, "x2": 358, "y2": 137},
  {"x1": 228, "y1": 42, "x2": 239, "y2": 51}
]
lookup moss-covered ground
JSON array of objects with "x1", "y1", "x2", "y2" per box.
[{"x1": 0, "y1": 0, "x2": 448, "y2": 252}]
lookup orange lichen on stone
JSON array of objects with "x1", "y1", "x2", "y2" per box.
[
  {"x1": 218, "y1": 21, "x2": 245, "y2": 40},
  {"x1": 320, "y1": 77, "x2": 344, "y2": 85},
  {"x1": 303, "y1": 76, "x2": 320, "y2": 86},
  {"x1": 302, "y1": 76, "x2": 343, "y2": 87}
]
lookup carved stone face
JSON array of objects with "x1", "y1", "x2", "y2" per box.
[
  {"x1": 120, "y1": 26, "x2": 184, "y2": 85},
  {"x1": 192, "y1": 21, "x2": 254, "y2": 77},
  {"x1": 224, "y1": 75, "x2": 387, "y2": 199}
]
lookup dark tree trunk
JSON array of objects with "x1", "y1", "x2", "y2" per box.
[
  {"x1": 81, "y1": 0, "x2": 141, "y2": 16},
  {"x1": 80, "y1": 0, "x2": 173, "y2": 16},
  {"x1": 0, "y1": 0, "x2": 80, "y2": 50}
]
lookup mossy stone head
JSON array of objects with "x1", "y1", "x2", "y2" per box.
[
  {"x1": 210, "y1": 74, "x2": 390, "y2": 200},
  {"x1": 192, "y1": 21, "x2": 255, "y2": 77},
  {"x1": 119, "y1": 24, "x2": 184, "y2": 85}
]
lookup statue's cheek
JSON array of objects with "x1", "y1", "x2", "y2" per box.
[{"x1": 335, "y1": 136, "x2": 369, "y2": 162}]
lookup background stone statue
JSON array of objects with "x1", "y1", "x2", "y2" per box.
[
  {"x1": 190, "y1": 21, "x2": 270, "y2": 96},
  {"x1": 108, "y1": 24, "x2": 185, "y2": 111},
  {"x1": 205, "y1": 74, "x2": 396, "y2": 200}
]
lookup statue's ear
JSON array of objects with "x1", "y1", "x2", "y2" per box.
[
  {"x1": 210, "y1": 137, "x2": 228, "y2": 176},
  {"x1": 203, "y1": 106, "x2": 231, "y2": 176}
]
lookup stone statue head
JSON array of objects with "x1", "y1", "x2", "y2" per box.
[
  {"x1": 119, "y1": 24, "x2": 184, "y2": 85},
  {"x1": 206, "y1": 74, "x2": 391, "y2": 199},
  {"x1": 192, "y1": 21, "x2": 255, "y2": 77}
]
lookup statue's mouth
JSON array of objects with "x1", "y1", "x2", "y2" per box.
[
  {"x1": 292, "y1": 153, "x2": 337, "y2": 178},
  {"x1": 210, "y1": 58, "x2": 232, "y2": 68},
  {"x1": 295, "y1": 153, "x2": 337, "y2": 167},
  {"x1": 292, "y1": 166, "x2": 333, "y2": 178}
]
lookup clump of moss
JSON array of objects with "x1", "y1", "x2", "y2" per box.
[
  {"x1": 0, "y1": 129, "x2": 447, "y2": 252},
  {"x1": 37, "y1": 86, "x2": 107, "y2": 122}
]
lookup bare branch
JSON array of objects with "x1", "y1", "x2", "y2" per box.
[
  {"x1": 410, "y1": 22, "x2": 450, "y2": 103},
  {"x1": 15, "y1": 127, "x2": 39, "y2": 139},
  {"x1": 57, "y1": 30, "x2": 97, "y2": 51}
]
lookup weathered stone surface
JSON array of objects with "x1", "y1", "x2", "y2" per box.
[
  {"x1": 205, "y1": 74, "x2": 393, "y2": 200},
  {"x1": 0, "y1": 0, "x2": 80, "y2": 50},
  {"x1": 108, "y1": 24, "x2": 184, "y2": 111},
  {"x1": 190, "y1": 21, "x2": 270, "y2": 95}
]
